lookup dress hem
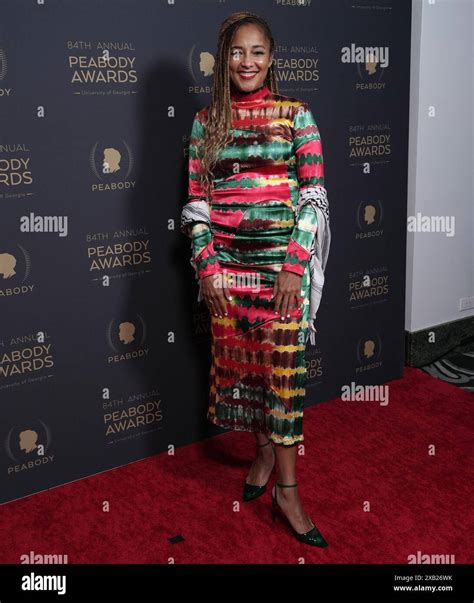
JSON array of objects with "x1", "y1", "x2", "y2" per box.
[{"x1": 207, "y1": 414, "x2": 304, "y2": 447}]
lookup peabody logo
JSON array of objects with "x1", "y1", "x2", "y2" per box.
[
  {"x1": 5, "y1": 419, "x2": 54, "y2": 476},
  {"x1": 305, "y1": 344, "x2": 324, "y2": 388},
  {"x1": 355, "y1": 200, "x2": 384, "y2": 239},
  {"x1": 275, "y1": 0, "x2": 312, "y2": 7},
  {"x1": 0, "y1": 143, "x2": 33, "y2": 190},
  {"x1": 0, "y1": 331, "x2": 54, "y2": 383},
  {"x1": 187, "y1": 46, "x2": 214, "y2": 94},
  {"x1": 0, "y1": 245, "x2": 35, "y2": 298},
  {"x1": 86, "y1": 226, "x2": 151, "y2": 277},
  {"x1": 341, "y1": 44, "x2": 389, "y2": 89},
  {"x1": 67, "y1": 41, "x2": 137, "y2": 86},
  {"x1": 356, "y1": 334, "x2": 383, "y2": 373},
  {"x1": 348, "y1": 123, "x2": 391, "y2": 163},
  {"x1": 103, "y1": 388, "x2": 163, "y2": 441},
  {"x1": 348, "y1": 266, "x2": 389, "y2": 305},
  {"x1": 89, "y1": 140, "x2": 135, "y2": 192},
  {"x1": 107, "y1": 315, "x2": 149, "y2": 363}
]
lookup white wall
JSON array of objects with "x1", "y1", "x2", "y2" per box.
[{"x1": 406, "y1": 0, "x2": 473, "y2": 332}]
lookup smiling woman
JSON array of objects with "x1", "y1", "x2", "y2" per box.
[
  {"x1": 180, "y1": 11, "x2": 331, "y2": 548},
  {"x1": 228, "y1": 28, "x2": 272, "y2": 102}
]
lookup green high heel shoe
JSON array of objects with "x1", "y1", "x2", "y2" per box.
[
  {"x1": 242, "y1": 439, "x2": 276, "y2": 502},
  {"x1": 271, "y1": 482, "x2": 328, "y2": 548}
]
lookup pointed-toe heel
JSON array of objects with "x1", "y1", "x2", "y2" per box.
[
  {"x1": 243, "y1": 483, "x2": 266, "y2": 502},
  {"x1": 270, "y1": 482, "x2": 328, "y2": 548},
  {"x1": 242, "y1": 439, "x2": 276, "y2": 502}
]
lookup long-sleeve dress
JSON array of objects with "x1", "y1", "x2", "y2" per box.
[{"x1": 181, "y1": 84, "x2": 325, "y2": 446}]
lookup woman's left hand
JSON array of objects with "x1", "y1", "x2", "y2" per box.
[{"x1": 272, "y1": 270, "x2": 303, "y2": 320}]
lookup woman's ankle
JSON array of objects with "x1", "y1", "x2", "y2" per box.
[{"x1": 275, "y1": 483, "x2": 299, "y2": 500}]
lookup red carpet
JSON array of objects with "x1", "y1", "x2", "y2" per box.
[{"x1": 1, "y1": 367, "x2": 472, "y2": 564}]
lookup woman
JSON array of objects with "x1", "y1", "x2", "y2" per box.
[{"x1": 180, "y1": 11, "x2": 330, "y2": 548}]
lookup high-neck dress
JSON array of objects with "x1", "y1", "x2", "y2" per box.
[{"x1": 181, "y1": 84, "x2": 325, "y2": 446}]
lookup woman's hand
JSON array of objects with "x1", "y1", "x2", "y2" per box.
[
  {"x1": 201, "y1": 272, "x2": 232, "y2": 317},
  {"x1": 273, "y1": 270, "x2": 303, "y2": 321}
]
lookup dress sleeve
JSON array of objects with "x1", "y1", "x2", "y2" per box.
[
  {"x1": 190, "y1": 222, "x2": 222, "y2": 279},
  {"x1": 281, "y1": 102, "x2": 324, "y2": 276},
  {"x1": 183, "y1": 111, "x2": 222, "y2": 279}
]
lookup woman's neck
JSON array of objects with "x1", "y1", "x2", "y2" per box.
[
  {"x1": 234, "y1": 83, "x2": 264, "y2": 94},
  {"x1": 230, "y1": 83, "x2": 270, "y2": 102}
]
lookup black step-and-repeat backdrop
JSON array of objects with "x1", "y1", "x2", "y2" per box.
[{"x1": 1, "y1": 0, "x2": 411, "y2": 505}]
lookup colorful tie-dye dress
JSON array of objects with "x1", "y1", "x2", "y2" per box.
[{"x1": 181, "y1": 84, "x2": 325, "y2": 446}]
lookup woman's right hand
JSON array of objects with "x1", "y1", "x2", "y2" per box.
[{"x1": 201, "y1": 272, "x2": 233, "y2": 317}]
